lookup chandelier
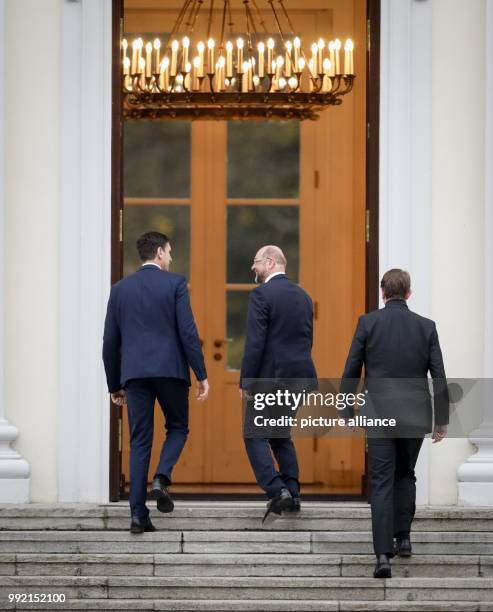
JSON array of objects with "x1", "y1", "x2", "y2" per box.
[{"x1": 122, "y1": 0, "x2": 356, "y2": 121}]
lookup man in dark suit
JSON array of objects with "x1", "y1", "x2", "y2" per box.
[
  {"x1": 341, "y1": 269, "x2": 448, "y2": 578},
  {"x1": 240, "y1": 245, "x2": 317, "y2": 521},
  {"x1": 103, "y1": 232, "x2": 208, "y2": 534}
]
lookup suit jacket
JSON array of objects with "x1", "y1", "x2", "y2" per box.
[
  {"x1": 102, "y1": 266, "x2": 206, "y2": 392},
  {"x1": 341, "y1": 299, "x2": 449, "y2": 431},
  {"x1": 240, "y1": 274, "x2": 317, "y2": 388}
]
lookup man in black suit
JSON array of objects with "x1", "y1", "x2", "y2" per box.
[
  {"x1": 103, "y1": 232, "x2": 208, "y2": 533},
  {"x1": 240, "y1": 245, "x2": 317, "y2": 521},
  {"x1": 341, "y1": 269, "x2": 448, "y2": 578}
]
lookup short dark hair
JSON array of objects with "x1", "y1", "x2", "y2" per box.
[
  {"x1": 136, "y1": 231, "x2": 169, "y2": 262},
  {"x1": 380, "y1": 268, "x2": 411, "y2": 300}
]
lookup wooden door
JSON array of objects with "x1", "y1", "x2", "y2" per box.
[{"x1": 121, "y1": 0, "x2": 367, "y2": 493}]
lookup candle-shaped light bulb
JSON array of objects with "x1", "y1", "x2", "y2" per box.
[
  {"x1": 298, "y1": 57, "x2": 305, "y2": 71},
  {"x1": 153, "y1": 38, "x2": 160, "y2": 73},
  {"x1": 293, "y1": 36, "x2": 301, "y2": 71},
  {"x1": 285, "y1": 40, "x2": 292, "y2": 77},
  {"x1": 197, "y1": 41, "x2": 205, "y2": 77},
  {"x1": 242, "y1": 60, "x2": 249, "y2": 91},
  {"x1": 344, "y1": 38, "x2": 354, "y2": 74},
  {"x1": 258, "y1": 41, "x2": 265, "y2": 78},
  {"x1": 334, "y1": 38, "x2": 341, "y2": 74},
  {"x1": 267, "y1": 37, "x2": 275, "y2": 72},
  {"x1": 192, "y1": 55, "x2": 200, "y2": 90},
  {"x1": 275, "y1": 55, "x2": 284, "y2": 83},
  {"x1": 131, "y1": 38, "x2": 139, "y2": 73},
  {"x1": 160, "y1": 56, "x2": 169, "y2": 90},
  {"x1": 317, "y1": 38, "x2": 324, "y2": 74},
  {"x1": 288, "y1": 75, "x2": 298, "y2": 89},
  {"x1": 322, "y1": 58, "x2": 332, "y2": 92},
  {"x1": 226, "y1": 41, "x2": 233, "y2": 77},
  {"x1": 310, "y1": 43, "x2": 318, "y2": 76},
  {"x1": 328, "y1": 41, "x2": 336, "y2": 76},
  {"x1": 122, "y1": 38, "x2": 128, "y2": 65},
  {"x1": 171, "y1": 39, "x2": 179, "y2": 76},
  {"x1": 145, "y1": 42, "x2": 152, "y2": 77},
  {"x1": 207, "y1": 38, "x2": 215, "y2": 73},
  {"x1": 217, "y1": 55, "x2": 226, "y2": 91},
  {"x1": 278, "y1": 76, "x2": 287, "y2": 90},
  {"x1": 182, "y1": 36, "x2": 190, "y2": 71},
  {"x1": 237, "y1": 37, "x2": 244, "y2": 72}
]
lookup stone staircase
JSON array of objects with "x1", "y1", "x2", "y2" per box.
[{"x1": 1, "y1": 502, "x2": 493, "y2": 611}]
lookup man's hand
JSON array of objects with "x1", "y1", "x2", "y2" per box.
[
  {"x1": 110, "y1": 390, "x2": 126, "y2": 406},
  {"x1": 432, "y1": 424, "x2": 448, "y2": 443},
  {"x1": 196, "y1": 379, "x2": 209, "y2": 401}
]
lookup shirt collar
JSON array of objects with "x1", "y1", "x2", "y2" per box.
[
  {"x1": 264, "y1": 271, "x2": 285, "y2": 284},
  {"x1": 141, "y1": 262, "x2": 162, "y2": 270}
]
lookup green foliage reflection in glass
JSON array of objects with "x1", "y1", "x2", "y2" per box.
[
  {"x1": 123, "y1": 205, "x2": 191, "y2": 278},
  {"x1": 227, "y1": 291, "x2": 250, "y2": 370},
  {"x1": 124, "y1": 121, "x2": 191, "y2": 198},
  {"x1": 227, "y1": 121, "x2": 300, "y2": 198},
  {"x1": 227, "y1": 205, "x2": 299, "y2": 284}
]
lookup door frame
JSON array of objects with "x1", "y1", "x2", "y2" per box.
[{"x1": 109, "y1": 0, "x2": 381, "y2": 501}]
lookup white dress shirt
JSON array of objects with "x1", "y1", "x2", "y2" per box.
[{"x1": 264, "y1": 271, "x2": 285, "y2": 283}]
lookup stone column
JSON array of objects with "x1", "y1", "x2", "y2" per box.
[
  {"x1": 457, "y1": 0, "x2": 493, "y2": 505},
  {"x1": 0, "y1": 0, "x2": 30, "y2": 502}
]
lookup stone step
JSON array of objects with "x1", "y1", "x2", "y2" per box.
[
  {"x1": 1, "y1": 530, "x2": 493, "y2": 555},
  {"x1": 1, "y1": 503, "x2": 493, "y2": 532},
  {"x1": 1, "y1": 552, "x2": 490, "y2": 578},
  {"x1": 3, "y1": 599, "x2": 493, "y2": 612},
  {"x1": 1, "y1": 576, "x2": 493, "y2": 602}
]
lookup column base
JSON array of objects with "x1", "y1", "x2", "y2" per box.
[
  {"x1": 0, "y1": 418, "x2": 30, "y2": 502},
  {"x1": 458, "y1": 482, "x2": 493, "y2": 506},
  {"x1": 457, "y1": 425, "x2": 493, "y2": 506},
  {"x1": 0, "y1": 477, "x2": 30, "y2": 503}
]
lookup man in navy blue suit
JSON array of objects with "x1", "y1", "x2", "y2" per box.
[
  {"x1": 240, "y1": 245, "x2": 317, "y2": 521},
  {"x1": 103, "y1": 232, "x2": 208, "y2": 533}
]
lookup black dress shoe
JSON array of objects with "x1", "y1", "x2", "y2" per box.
[
  {"x1": 151, "y1": 477, "x2": 174, "y2": 513},
  {"x1": 130, "y1": 516, "x2": 156, "y2": 534},
  {"x1": 285, "y1": 496, "x2": 301, "y2": 512},
  {"x1": 395, "y1": 537, "x2": 412, "y2": 557},
  {"x1": 373, "y1": 554, "x2": 391, "y2": 578},
  {"x1": 262, "y1": 488, "x2": 293, "y2": 523}
]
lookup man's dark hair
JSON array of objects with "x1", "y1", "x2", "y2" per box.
[
  {"x1": 380, "y1": 268, "x2": 411, "y2": 300},
  {"x1": 136, "y1": 232, "x2": 169, "y2": 262}
]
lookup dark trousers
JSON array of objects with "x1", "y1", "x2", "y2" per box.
[
  {"x1": 367, "y1": 436, "x2": 424, "y2": 556},
  {"x1": 244, "y1": 437, "x2": 300, "y2": 499},
  {"x1": 125, "y1": 377, "x2": 189, "y2": 519}
]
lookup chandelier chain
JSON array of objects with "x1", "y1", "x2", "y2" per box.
[
  {"x1": 267, "y1": 0, "x2": 286, "y2": 45},
  {"x1": 187, "y1": 0, "x2": 204, "y2": 37},
  {"x1": 278, "y1": 0, "x2": 296, "y2": 37},
  {"x1": 219, "y1": 0, "x2": 228, "y2": 50},
  {"x1": 251, "y1": 0, "x2": 269, "y2": 34},
  {"x1": 168, "y1": 0, "x2": 194, "y2": 48},
  {"x1": 206, "y1": 0, "x2": 215, "y2": 40}
]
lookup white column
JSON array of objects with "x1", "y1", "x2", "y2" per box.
[
  {"x1": 0, "y1": 0, "x2": 29, "y2": 502},
  {"x1": 58, "y1": 0, "x2": 112, "y2": 502},
  {"x1": 457, "y1": 0, "x2": 493, "y2": 505},
  {"x1": 379, "y1": 0, "x2": 433, "y2": 504}
]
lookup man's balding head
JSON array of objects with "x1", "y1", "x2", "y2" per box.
[
  {"x1": 251, "y1": 245, "x2": 287, "y2": 283},
  {"x1": 258, "y1": 245, "x2": 287, "y2": 267}
]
